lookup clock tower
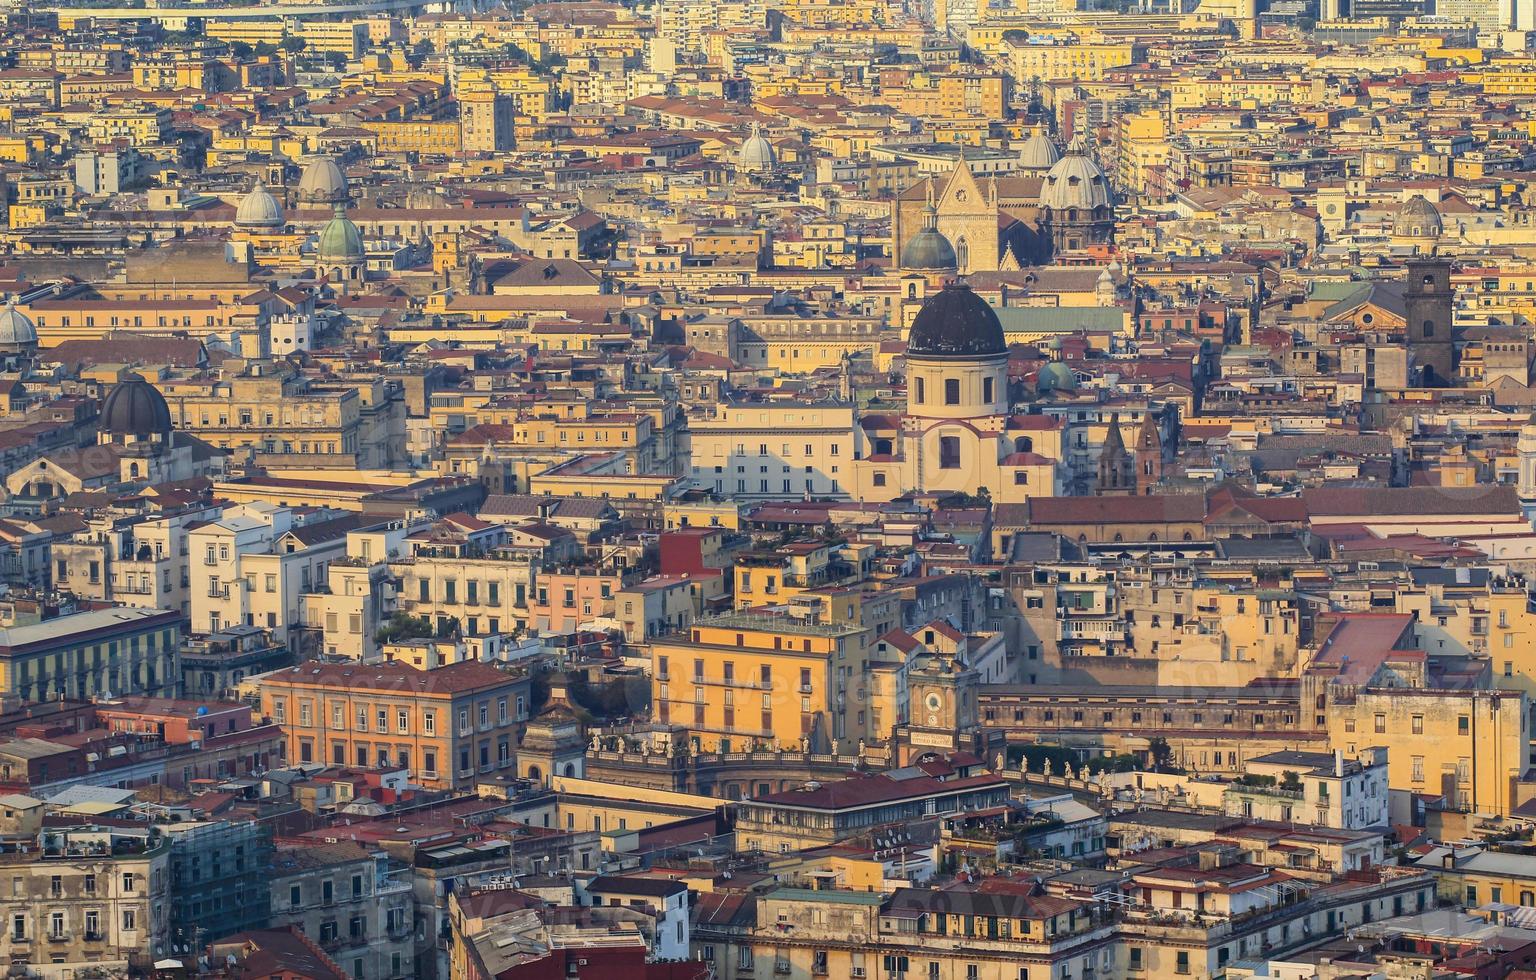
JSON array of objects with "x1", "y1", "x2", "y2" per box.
[{"x1": 897, "y1": 651, "x2": 979, "y2": 765}]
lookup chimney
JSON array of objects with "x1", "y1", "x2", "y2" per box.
[{"x1": 1334, "y1": 748, "x2": 1343, "y2": 778}]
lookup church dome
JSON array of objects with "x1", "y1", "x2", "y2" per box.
[
  {"x1": 1394, "y1": 195, "x2": 1442, "y2": 238},
  {"x1": 317, "y1": 213, "x2": 365, "y2": 262},
  {"x1": 1040, "y1": 141, "x2": 1113, "y2": 213},
  {"x1": 902, "y1": 206, "x2": 957, "y2": 271},
  {"x1": 738, "y1": 123, "x2": 776, "y2": 173},
  {"x1": 1018, "y1": 129, "x2": 1061, "y2": 171},
  {"x1": 0, "y1": 301, "x2": 38, "y2": 350},
  {"x1": 234, "y1": 181, "x2": 285, "y2": 229},
  {"x1": 906, "y1": 281, "x2": 1006, "y2": 360},
  {"x1": 297, "y1": 155, "x2": 349, "y2": 205},
  {"x1": 1036, "y1": 361, "x2": 1077, "y2": 393},
  {"x1": 100, "y1": 374, "x2": 172, "y2": 441}
]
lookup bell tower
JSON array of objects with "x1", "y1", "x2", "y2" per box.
[
  {"x1": 1405, "y1": 257, "x2": 1455, "y2": 387},
  {"x1": 1519, "y1": 417, "x2": 1536, "y2": 524},
  {"x1": 1135, "y1": 411, "x2": 1164, "y2": 494}
]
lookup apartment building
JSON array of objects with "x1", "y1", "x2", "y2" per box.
[
  {"x1": 695, "y1": 883, "x2": 1112, "y2": 980},
  {"x1": 390, "y1": 535, "x2": 539, "y2": 640},
  {"x1": 0, "y1": 605, "x2": 180, "y2": 703},
  {"x1": 257, "y1": 661, "x2": 533, "y2": 790},
  {"x1": 649, "y1": 610, "x2": 873, "y2": 753},
  {"x1": 53, "y1": 505, "x2": 219, "y2": 618},
  {"x1": 0, "y1": 823, "x2": 169, "y2": 973},
  {"x1": 268, "y1": 842, "x2": 414, "y2": 980},
  {"x1": 685, "y1": 403, "x2": 856, "y2": 500},
  {"x1": 166, "y1": 363, "x2": 368, "y2": 465},
  {"x1": 1306, "y1": 613, "x2": 1531, "y2": 820},
  {"x1": 189, "y1": 503, "x2": 360, "y2": 646},
  {"x1": 163, "y1": 819, "x2": 273, "y2": 953}
]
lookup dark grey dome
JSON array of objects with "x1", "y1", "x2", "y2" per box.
[
  {"x1": 903, "y1": 218, "x2": 957, "y2": 271},
  {"x1": 907, "y1": 282, "x2": 1006, "y2": 360},
  {"x1": 101, "y1": 374, "x2": 172, "y2": 440}
]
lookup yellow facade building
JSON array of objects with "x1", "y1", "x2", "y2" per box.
[
  {"x1": 1006, "y1": 38, "x2": 1145, "y2": 83},
  {"x1": 649, "y1": 611, "x2": 873, "y2": 753}
]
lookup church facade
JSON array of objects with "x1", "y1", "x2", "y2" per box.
[
  {"x1": 891, "y1": 160, "x2": 1051, "y2": 274},
  {"x1": 850, "y1": 282, "x2": 1064, "y2": 503},
  {"x1": 890, "y1": 141, "x2": 1115, "y2": 273}
]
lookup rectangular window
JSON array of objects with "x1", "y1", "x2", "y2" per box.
[
  {"x1": 944, "y1": 378, "x2": 960, "y2": 405},
  {"x1": 939, "y1": 436, "x2": 961, "y2": 469}
]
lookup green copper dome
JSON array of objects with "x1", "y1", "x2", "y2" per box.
[
  {"x1": 1036, "y1": 361, "x2": 1077, "y2": 393},
  {"x1": 317, "y1": 213, "x2": 364, "y2": 262}
]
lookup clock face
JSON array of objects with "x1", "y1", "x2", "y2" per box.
[{"x1": 924, "y1": 691, "x2": 944, "y2": 724}]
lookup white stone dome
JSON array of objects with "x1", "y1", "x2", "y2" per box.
[
  {"x1": 1039, "y1": 141, "x2": 1113, "y2": 213},
  {"x1": 1018, "y1": 129, "x2": 1061, "y2": 171},
  {"x1": 234, "y1": 181, "x2": 285, "y2": 229},
  {"x1": 0, "y1": 301, "x2": 37, "y2": 350},
  {"x1": 297, "y1": 155, "x2": 349, "y2": 205},
  {"x1": 738, "y1": 123, "x2": 776, "y2": 173}
]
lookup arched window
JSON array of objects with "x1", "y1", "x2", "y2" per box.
[
  {"x1": 1148, "y1": 532, "x2": 1159, "y2": 542},
  {"x1": 1015, "y1": 436, "x2": 1033, "y2": 453},
  {"x1": 955, "y1": 237, "x2": 969, "y2": 271},
  {"x1": 1422, "y1": 319, "x2": 1435, "y2": 338},
  {"x1": 1113, "y1": 532, "x2": 1123, "y2": 543},
  {"x1": 1182, "y1": 531, "x2": 1194, "y2": 541}
]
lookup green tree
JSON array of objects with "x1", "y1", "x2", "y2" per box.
[
  {"x1": 279, "y1": 36, "x2": 306, "y2": 53},
  {"x1": 374, "y1": 612, "x2": 432, "y2": 644},
  {"x1": 1149, "y1": 736, "x2": 1174, "y2": 771}
]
